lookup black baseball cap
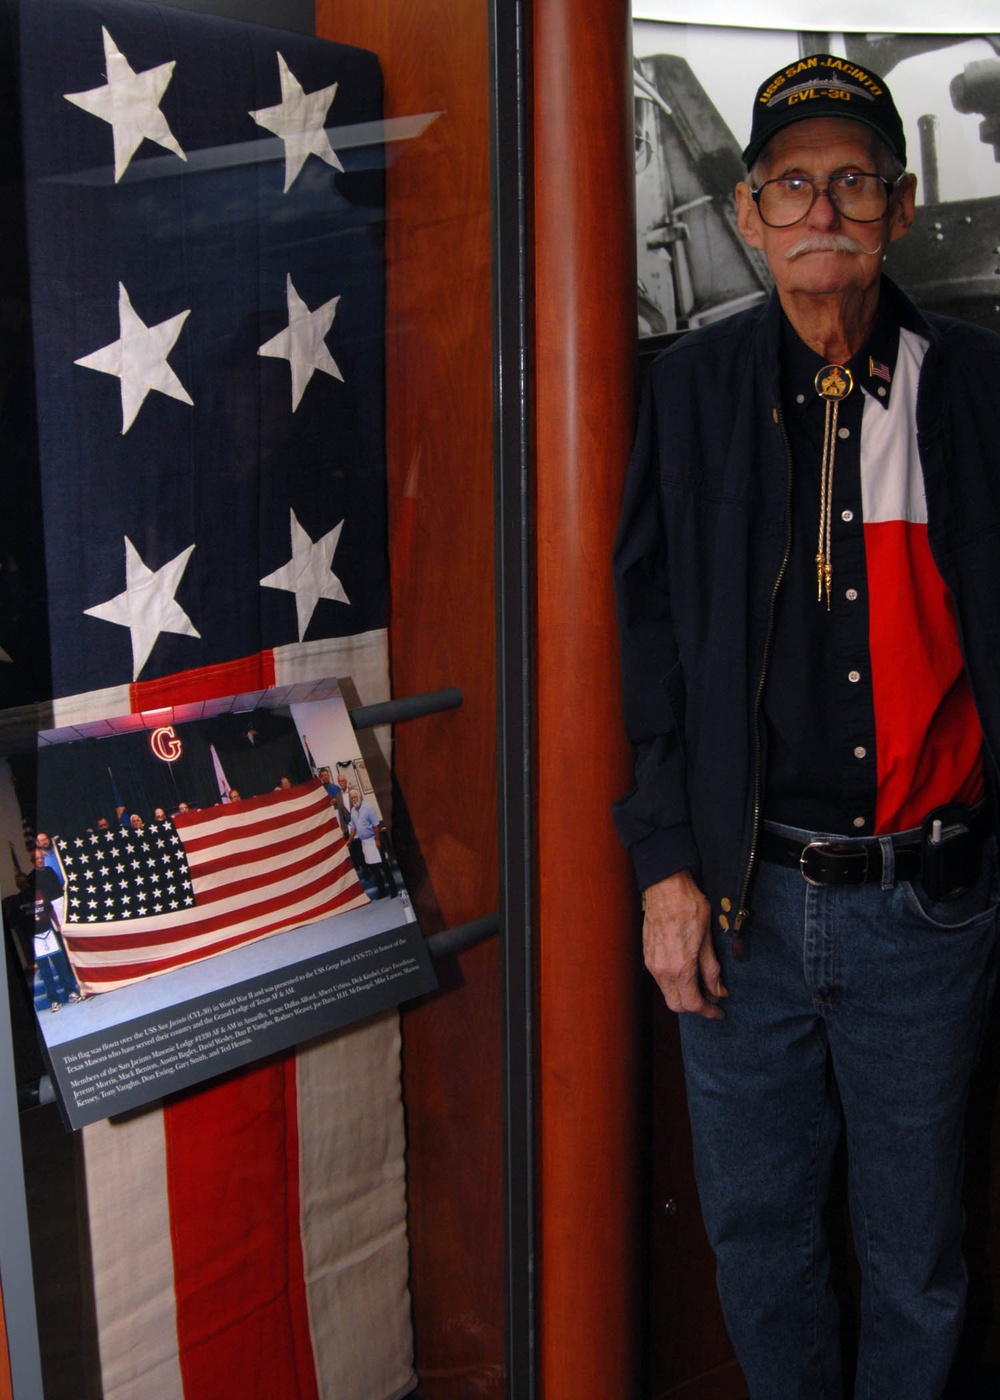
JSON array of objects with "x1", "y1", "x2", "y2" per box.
[{"x1": 742, "y1": 53, "x2": 906, "y2": 170}]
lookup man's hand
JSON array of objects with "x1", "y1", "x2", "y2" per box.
[{"x1": 642, "y1": 871, "x2": 726, "y2": 1019}]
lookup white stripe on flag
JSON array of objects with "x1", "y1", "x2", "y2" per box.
[
  {"x1": 296, "y1": 1014, "x2": 416, "y2": 1400},
  {"x1": 83, "y1": 1110, "x2": 184, "y2": 1400}
]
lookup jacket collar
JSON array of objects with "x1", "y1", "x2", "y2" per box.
[{"x1": 752, "y1": 274, "x2": 937, "y2": 399}]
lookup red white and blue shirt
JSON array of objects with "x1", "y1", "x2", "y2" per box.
[{"x1": 763, "y1": 300, "x2": 983, "y2": 836}]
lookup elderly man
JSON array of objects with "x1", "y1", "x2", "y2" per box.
[{"x1": 614, "y1": 54, "x2": 1000, "y2": 1400}]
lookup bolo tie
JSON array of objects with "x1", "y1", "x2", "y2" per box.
[{"x1": 814, "y1": 363, "x2": 854, "y2": 610}]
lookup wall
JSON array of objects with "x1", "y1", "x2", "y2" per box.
[{"x1": 314, "y1": 2, "x2": 503, "y2": 1394}]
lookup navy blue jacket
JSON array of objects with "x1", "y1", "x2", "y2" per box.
[{"x1": 613, "y1": 278, "x2": 1000, "y2": 934}]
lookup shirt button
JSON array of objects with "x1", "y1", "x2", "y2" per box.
[
  {"x1": 841, "y1": 509, "x2": 854, "y2": 522},
  {"x1": 854, "y1": 745, "x2": 867, "y2": 759},
  {"x1": 837, "y1": 426, "x2": 850, "y2": 439},
  {"x1": 846, "y1": 588, "x2": 858, "y2": 601},
  {"x1": 848, "y1": 670, "x2": 861, "y2": 683},
  {"x1": 853, "y1": 816, "x2": 866, "y2": 829},
  {"x1": 796, "y1": 393, "x2": 805, "y2": 404}
]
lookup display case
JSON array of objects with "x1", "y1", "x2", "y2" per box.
[{"x1": 0, "y1": 0, "x2": 512, "y2": 1396}]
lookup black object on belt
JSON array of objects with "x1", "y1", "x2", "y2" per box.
[{"x1": 760, "y1": 829, "x2": 921, "y2": 886}]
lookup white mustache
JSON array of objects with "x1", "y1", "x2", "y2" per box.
[{"x1": 783, "y1": 234, "x2": 883, "y2": 259}]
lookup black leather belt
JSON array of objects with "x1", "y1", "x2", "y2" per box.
[
  {"x1": 760, "y1": 828, "x2": 923, "y2": 887},
  {"x1": 759, "y1": 803, "x2": 994, "y2": 897}
]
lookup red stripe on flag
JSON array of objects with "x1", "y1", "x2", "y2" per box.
[
  {"x1": 129, "y1": 651, "x2": 278, "y2": 710},
  {"x1": 165, "y1": 1057, "x2": 320, "y2": 1400}
]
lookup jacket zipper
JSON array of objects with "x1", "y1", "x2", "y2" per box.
[{"x1": 733, "y1": 405, "x2": 795, "y2": 944}]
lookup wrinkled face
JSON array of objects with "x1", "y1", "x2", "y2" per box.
[
  {"x1": 735, "y1": 117, "x2": 914, "y2": 303},
  {"x1": 130, "y1": 814, "x2": 143, "y2": 829},
  {"x1": 348, "y1": 788, "x2": 361, "y2": 807}
]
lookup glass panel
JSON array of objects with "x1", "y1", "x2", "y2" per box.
[{"x1": 2, "y1": 0, "x2": 503, "y2": 1396}]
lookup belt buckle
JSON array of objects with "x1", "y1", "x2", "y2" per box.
[{"x1": 799, "y1": 840, "x2": 869, "y2": 887}]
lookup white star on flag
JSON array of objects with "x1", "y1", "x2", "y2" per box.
[
  {"x1": 75, "y1": 282, "x2": 193, "y2": 434},
  {"x1": 258, "y1": 274, "x2": 342, "y2": 411},
  {"x1": 249, "y1": 52, "x2": 344, "y2": 193},
  {"x1": 64, "y1": 27, "x2": 187, "y2": 183},
  {"x1": 85, "y1": 537, "x2": 201, "y2": 679},
  {"x1": 260, "y1": 509, "x2": 349, "y2": 640}
]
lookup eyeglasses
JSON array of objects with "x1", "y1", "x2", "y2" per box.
[{"x1": 750, "y1": 172, "x2": 902, "y2": 228}]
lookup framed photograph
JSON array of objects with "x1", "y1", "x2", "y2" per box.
[
  {"x1": 633, "y1": 13, "x2": 1000, "y2": 341},
  {"x1": 1, "y1": 677, "x2": 435, "y2": 1127}
]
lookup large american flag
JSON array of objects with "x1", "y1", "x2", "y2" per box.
[{"x1": 56, "y1": 779, "x2": 367, "y2": 994}]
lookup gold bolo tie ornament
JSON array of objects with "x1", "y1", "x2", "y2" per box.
[{"x1": 814, "y1": 363, "x2": 854, "y2": 610}]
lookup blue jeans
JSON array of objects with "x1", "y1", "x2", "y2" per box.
[
  {"x1": 36, "y1": 948, "x2": 77, "y2": 1005},
  {"x1": 679, "y1": 825, "x2": 1000, "y2": 1400}
]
